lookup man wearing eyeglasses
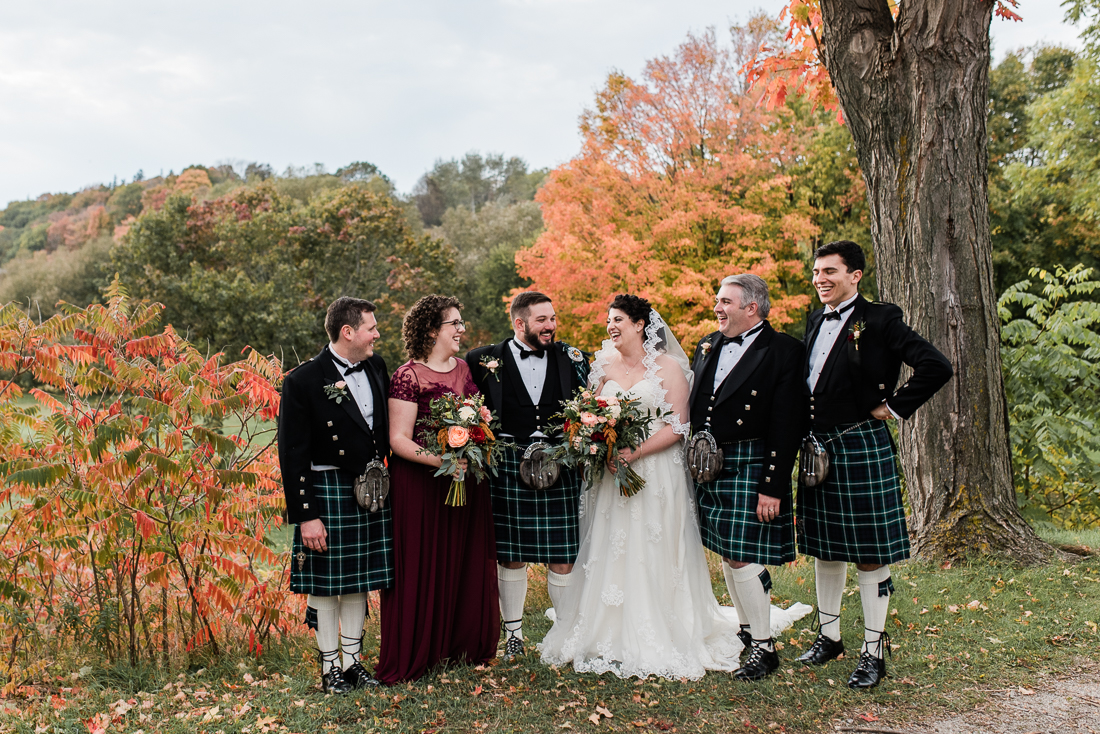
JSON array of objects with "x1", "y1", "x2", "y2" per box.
[{"x1": 466, "y1": 291, "x2": 590, "y2": 661}]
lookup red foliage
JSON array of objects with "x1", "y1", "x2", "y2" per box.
[{"x1": 0, "y1": 278, "x2": 294, "y2": 682}]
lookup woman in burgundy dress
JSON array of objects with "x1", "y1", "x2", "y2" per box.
[{"x1": 375, "y1": 294, "x2": 499, "y2": 684}]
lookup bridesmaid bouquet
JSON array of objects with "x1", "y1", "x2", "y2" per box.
[
  {"x1": 545, "y1": 388, "x2": 654, "y2": 497},
  {"x1": 417, "y1": 392, "x2": 507, "y2": 507}
]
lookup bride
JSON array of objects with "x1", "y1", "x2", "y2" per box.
[{"x1": 539, "y1": 294, "x2": 810, "y2": 680}]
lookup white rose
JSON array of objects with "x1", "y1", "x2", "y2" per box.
[
  {"x1": 609, "y1": 404, "x2": 621, "y2": 419},
  {"x1": 458, "y1": 406, "x2": 477, "y2": 422}
]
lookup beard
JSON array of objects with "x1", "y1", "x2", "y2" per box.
[{"x1": 522, "y1": 322, "x2": 555, "y2": 351}]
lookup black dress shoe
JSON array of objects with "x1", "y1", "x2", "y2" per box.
[
  {"x1": 342, "y1": 661, "x2": 380, "y2": 689},
  {"x1": 734, "y1": 639, "x2": 779, "y2": 681},
  {"x1": 847, "y1": 651, "x2": 887, "y2": 689},
  {"x1": 321, "y1": 667, "x2": 352, "y2": 694},
  {"x1": 796, "y1": 633, "x2": 844, "y2": 665},
  {"x1": 502, "y1": 633, "x2": 524, "y2": 661}
]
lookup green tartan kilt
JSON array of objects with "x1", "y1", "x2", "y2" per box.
[
  {"x1": 289, "y1": 469, "x2": 394, "y2": 596},
  {"x1": 489, "y1": 445, "x2": 582, "y2": 564},
  {"x1": 694, "y1": 439, "x2": 796, "y2": 565},
  {"x1": 796, "y1": 420, "x2": 910, "y2": 565}
]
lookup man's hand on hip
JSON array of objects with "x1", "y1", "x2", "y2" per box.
[{"x1": 301, "y1": 518, "x2": 328, "y2": 552}]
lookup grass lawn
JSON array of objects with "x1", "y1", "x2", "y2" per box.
[{"x1": 1, "y1": 530, "x2": 1098, "y2": 733}]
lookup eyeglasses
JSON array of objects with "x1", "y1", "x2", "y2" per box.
[{"x1": 441, "y1": 319, "x2": 466, "y2": 330}]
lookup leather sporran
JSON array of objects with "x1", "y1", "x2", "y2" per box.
[
  {"x1": 519, "y1": 441, "x2": 561, "y2": 490},
  {"x1": 799, "y1": 435, "x2": 830, "y2": 487},
  {"x1": 687, "y1": 430, "x2": 724, "y2": 483},
  {"x1": 354, "y1": 460, "x2": 391, "y2": 512}
]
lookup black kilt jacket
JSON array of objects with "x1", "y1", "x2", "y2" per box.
[
  {"x1": 278, "y1": 347, "x2": 389, "y2": 525},
  {"x1": 688, "y1": 322, "x2": 807, "y2": 502},
  {"x1": 803, "y1": 294, "x2": 953, "y2": 428},
  {"x1": 466, "y1": 340, "x2": 590, "y2": 436}
]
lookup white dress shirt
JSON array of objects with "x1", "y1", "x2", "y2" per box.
[
  {"x1": 712, "y1": 323, "x2": 765, "y2": 393},
  {"x1": 508, "y1": 339, "x2": 548, "y2": 404},
  {"x1": 312, "y1": 349, "x2": 375, "y2": 471},
  {"x1": 508, "y1": 339, "x2": 549, "y2": 438},
  {"x1": 806, "y1": 294, "x2": 858, "y2": 393}
]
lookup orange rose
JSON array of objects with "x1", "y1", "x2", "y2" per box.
[{"x1": 447, "y1": 425, "x2": 470, "y2": 448}]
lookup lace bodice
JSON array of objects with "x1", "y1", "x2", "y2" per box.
[
  {"x1": 601, "y1": 378, "x2": 668, "y2": 432},
  {"x1": 389, "y1": 360, "x2": 478, "y2": 446}
]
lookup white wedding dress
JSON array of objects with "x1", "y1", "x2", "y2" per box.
[{"x1": 539, "y1": 313, "x2": 811, "y2": 680}]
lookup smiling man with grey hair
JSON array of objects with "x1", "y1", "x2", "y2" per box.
[{"x1": 687, "y1": 273, "x2": 807, "y2": 681}]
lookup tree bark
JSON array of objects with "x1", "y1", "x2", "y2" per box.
[{"x1": 817, "y1": 0, "x2": 1051, "y2": 562}]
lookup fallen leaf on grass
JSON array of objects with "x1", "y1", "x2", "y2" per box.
[
  {"x1": 1019, "y1": 687, "x2": 1035, "y2": 696},
  {"x1": 589, "y1": 713, "x2": 601, "y2": 725},
  {"x1": 859, "y1": 713, "x2": 879, "y2": 722},
  {"x1": 471, "y1": 685, "x2": 483, "y2": 696},
  {"x1": 595, "y1": 706, "x2": 613, "y2": 718}
]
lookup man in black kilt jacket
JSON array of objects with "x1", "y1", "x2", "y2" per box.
[
  {"x1": 688, "y1": 274, "x2": 807, "y2": 681},
  {"x1": 797, "y1": 240, "x2": 952, "y2": 689},
  {"x1": 466, "y1": 291, "x2": 589, "y2": 660},
  {"x1": 278, "y1": 297, "x2": 393, "y2": 693}
]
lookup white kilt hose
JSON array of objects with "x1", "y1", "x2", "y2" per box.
[
  {"x1": 796, "y1": 420, "x2": 910, "y2": 565},
  {"x1": 490, "y1": 444, "x2": 582, "y2": 564},
  {"x1": 694, "y1": 439, "x2": 796, "y2": 566},
  {"x1": 290, "y1": 469, "x2": 395, "y2": 596}
]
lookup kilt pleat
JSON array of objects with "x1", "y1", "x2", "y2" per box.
[
  {"x1": 290, "y1": 469, "x2": 394, "y2": 596},
  {"x1": 490, "y1": 445, "x2": 581, "y2": 564},
  {"x1": 694, "y1": 439, "x2": 796, "y2": 565},
  {"x1": 796, "y1": 420, "x2": 910, "y2": 565}
]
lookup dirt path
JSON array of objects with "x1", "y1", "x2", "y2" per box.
[{"x1": 829, "y1": 661, "x2": 1100, "y2": 734}]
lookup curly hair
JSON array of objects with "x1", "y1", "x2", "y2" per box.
[
  {"x1": 402, "y1": 294, "x2": 463, "y2": 361},
  {"x1": 608, "y1": 293, "x2": 652, "y2": 331}
]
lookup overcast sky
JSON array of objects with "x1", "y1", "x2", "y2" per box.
[{"x1": 0, "y1": 0, "x2": 1085, "y2": 208}]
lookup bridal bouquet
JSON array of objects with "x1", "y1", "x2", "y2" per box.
[
  {"x1": 544, "y1": 388, "x2": 654, "y2": 497},
  {"x1": 417, "y1": 392, "x2": 507, "y2": 506}
]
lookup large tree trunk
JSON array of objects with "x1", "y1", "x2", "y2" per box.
[{"x1": 817, "y1": 0, "x2": 1050, "y2": 562}]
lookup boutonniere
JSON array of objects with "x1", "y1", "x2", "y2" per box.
[
  {"x1": 480, "y1": 355, "x2": 502, "y2": 382},
  {"x1": 700, "y1": 339, "x2": 714, "y2": 357},
  {"x1": 848, "y1": 320, "x2": 866, "y2": 351},
  {"x1": 324, "y1": 380, "x2": 350, "y2": 403}
]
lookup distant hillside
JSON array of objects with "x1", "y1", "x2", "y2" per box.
[{"x1": 0, "y1": 164, "x2": 242, "y2": 266}]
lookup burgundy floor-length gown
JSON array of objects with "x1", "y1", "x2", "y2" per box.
[{"x1": 375, "y1": 360, "x2": 499, "y2": 684}]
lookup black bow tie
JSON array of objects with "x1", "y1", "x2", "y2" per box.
[
  {"x1": 331, "y1": 353, "x2": 369, "y2": 374},
  {"x1": 823, "y1": 303, "x2": 855, "y2": 322},
  {"x1": 718, "y1": 323, "x2": 764, "y2": 348},
  {"x1": 516, "y1": 342, "x2": 545, "y2": 359}
]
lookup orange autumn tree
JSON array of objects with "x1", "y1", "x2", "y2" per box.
[
  {"x1": 517, "y1": 28, "x2": 818, "y2": 351},
  {"x1": 0, "y1": 279, "x2": 294, "y2": 686}
]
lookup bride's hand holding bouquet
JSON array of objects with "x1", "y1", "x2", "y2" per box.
[{"x1": 545, "y1": 387, "x2": 654, "y2": 497}]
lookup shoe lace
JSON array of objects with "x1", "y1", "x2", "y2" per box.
[
  {"x1": 863, "y1": 629, "x2": 892, "y2": 661},
  {"x1": 810, "y1": 609, "x2": 840, "y2": 634},
  {"x1": 316, "y1": 647, "x2": 342, "y2": 670},
  {"x1": 744, "y1": 639, "x2": 772, "y2": 667},
  {"x1": 340, "y1": 633, "x2": 364, "y2": 664}
]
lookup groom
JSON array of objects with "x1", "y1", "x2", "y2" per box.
[
  {"x1": 466, "y1": 291, "x2": 590, "y2": 659},
  {"x1": 689, "y1": 274, "x2": 806, "y2": 681}
]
